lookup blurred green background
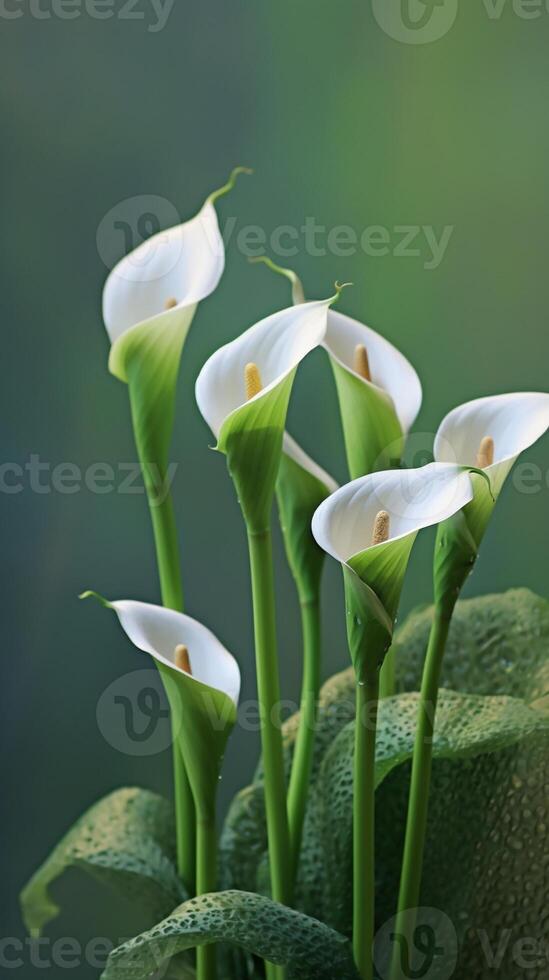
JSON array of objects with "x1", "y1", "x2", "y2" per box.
[{"x1": 3, "y1": 1, "x2": 549, "y2": 974}]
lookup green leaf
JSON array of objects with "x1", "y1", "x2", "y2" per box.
[
  {"x1": 101, "y1": 891, "x2": 360, "y2": 980},
  {"x1": 329, "y1": 357, "x2": 403, "y2": 479},
  {"x1": 305, "y1": 689, "x2": 547, "y2": 936},
  {"x1": 21, "y1": 788, "x2": 185, "y2": 937},
  {"x1": 394, "y1": 587, "x2": 549, "y2": 703}
]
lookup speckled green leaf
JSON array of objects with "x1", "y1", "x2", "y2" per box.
[
  {"x1": 393, "y1": 587, "x2": 549, "y2": 703},
  {"x1": 21, "y1": 788, "x2": 185, "y2": 937},
  {"x1": 307, "y1": 689, "x2": 547, "y2": 936},
  {"x1": 101, "y1": 891, "x2": 359, "y2": 980},
  {"x1": 220, "y1": 588, "x2": 549, "y2": 974}
]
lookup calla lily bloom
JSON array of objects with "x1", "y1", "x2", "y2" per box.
[
  {"x1": 324, "y1": 311, "x2": 422, "y2": 479},
  {"x1": 196, "y1": 296, "x2": 337, "y2": 913},
  {"x1": 195, "y1": 297, "x2": 335, "y2": 532},
  {"x1": 391, "y1": 392, "x2": 549, "y2": 972},
  {"x1": 249, "y1": 256, "x2": 422, "y2": 481},
  {"x1": 312, "y1": 463, "x2": 472, "y2": 980},
  {"x1": 431, "y1": 392, "x2": 549, "y2": 609},
  {"x1": 312, "y1": 462, "x2": 474, "y2": 682},
  {"x1": 102, "y1": 169, "x2": 250, "y2": 612},
  {"x1": 82, "y1": 595, "x2": 240, "y2": 820},
  {"x1": 89, "y1": 597, "x2": 240, "y2": 980}
]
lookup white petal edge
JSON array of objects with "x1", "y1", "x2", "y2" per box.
[
  {"x1": 103, "y1": 199, "x2": 224, "y2": 344},
  {"x1": 110, "y1": 600, "x2": 240, "y2": 706},
  {"x1": 311, "y1": 462, "x2": 474, "y2": 564},
  {"x1": 282, "y1": 433, "x2": 338, "y2": 495},
  {"x1": 434, "y1": 392, "x2": 549, "y2": 497},
  {"x1": 324, "y1": 309, "x2": 422, "y2": 434},
  {"x1": 195, "y1": 299, "x2": 331, "y2": 439}
]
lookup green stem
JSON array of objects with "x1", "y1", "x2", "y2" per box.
[
  {"x1": 389, "y1": 605, "x2": 452, "y2": 980},
  {"x1": 148, "y1": 485, "x2": 184, "y2": 612},
  {"x1": 139, "y1": 459, "x2": 196, "y2": 894},
  {"x1": 379, "y1": 645, "x2": 396, "y2": 699},
  {"x1": 287, "y1": 596, "x2": 321, "y2": 881},
  {"x1": 353, "y1": 674, "x2": 379, "y2": 980},
  {"x1": 196, "y1": 817, "x2": 217, "y2": 980},
  {"x1": 247, "y1": 528, "x2": 291, "y2": 980}
]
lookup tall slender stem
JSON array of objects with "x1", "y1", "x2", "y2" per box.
[
  {"x1": 389, "y1": 605, "x2": 451, "y2": 980},
  {"x1": 287, "y1": 596, "x2": 321, "y2": 881},
  {"x1": 379, "y1": 645, "x2": 396, "y2": 700},
  {"x1": 140, "y1": 457, "x2": 196, "y2": 894},
  {"x1": 148, "y1": 484, "x2": 184, "y2": 612},
  {"x1": 353, "y1": 674, "x2": 379, "y2": 980},
  {"x1": 247, "y1": 528, "x2": 292, "y2": 894},
  {"x1": 196, "y1": 817, "x2": 217, "y2": 980}
]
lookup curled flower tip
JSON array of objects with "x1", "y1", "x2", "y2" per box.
[
  {"x1": 245, "y1": 361, "x2": 263, "y2": 400},
  {"x1": 248, "y1": 255, "x2": 305, "y2": 304},
  {"x1": 333, "y1": 281, "x2": 353, "y2": 304},
  {"x1": 174, "y1": 644, "x2": 192, "y2": 674},
  {"x1": 79, "y1": 590, "x2": 112, "y2": 609},
  {"x1": 209, "y1": 166, "x2": 254, "y2": 204},
  {"x1": 354, "y1": 343, "x2": 371, "y2": 381},
  {"x1": 164, "y1": 297, "x2": 178, "y2": 310},
  {"x1": 371, "y1": 510, "x2": 390, "y2": 545},
  {"x1": 476, "y1": 435, "x2": 495, "y2": 469}
]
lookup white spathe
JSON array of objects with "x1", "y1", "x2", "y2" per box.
[
  {"x1": 324, "y1": 310, "x2": 422, "y2": 434},
  {"x1": 103, "y1": 199, "x2": 224, "y2": 345},
  {"x1": 195, "y1": 299, "x2": 332, "y2": 438},
  {"x1": 282, "y1": 432, "x2": 338, "y2": 495},
  {"x1": 434, "y1": 392, "x2": 549, "y2": 497},
  {"x1": 110, "y1": 600, "x2": 240, "y2": 706},
  {"x1": 311, "y1": 462, "x2": 474, "y2": 564}
]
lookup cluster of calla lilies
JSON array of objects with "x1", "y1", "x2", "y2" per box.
[{"x1": 83, "y1": 171, "x2": 549, "y2": 980}]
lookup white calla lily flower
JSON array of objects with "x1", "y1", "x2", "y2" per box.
[
  {"x1": 84, "y1": 594, "x2": 240, "y2": 822},
  {"x1": 195, "y1": 300, "x2": 332, "y2": 439},
  {"x1": 325, "y1": 311, "x2": 422, "y2": 435},
  {"x1": 432, "y1": 391, "x2": 549, "y2": 608},
  {"x1": 103, "y1": 197, "x2": 224, "y2": 353},
  {"x1": 434, "y1": 391, "x2": 549, "y2": 499},
  {"x1": 312, "y1": 463, "x2": 474, "y2": 681},
  {"x1": 195, "y1": 298, "x2": 334, "y2": 532},
  {"x1": 312, "y1": 462, "x2": 473, "y2": 566},
  {"x1": 109, "y1": 600, "x2": 241, "y2": 706},
  {"x1": 324, "y1": 310, "x2": 422, "y2": 478}
]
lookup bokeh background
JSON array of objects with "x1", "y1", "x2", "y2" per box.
[{"x1": 2, "y1": 1, "x2": 549, "y2": 974}]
